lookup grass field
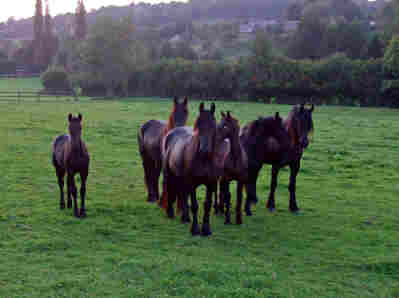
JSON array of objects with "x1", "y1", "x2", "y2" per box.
[{"x1": 1, "y1": 79, "x2": 399, "y2": 297}]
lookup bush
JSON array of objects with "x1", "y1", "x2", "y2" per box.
[
  {"x1": 0, "y1": 60, "x2": 16, "y2": 75},
  {"x1": 41, "y1": 67, "x2": 71, "y2": 91}
]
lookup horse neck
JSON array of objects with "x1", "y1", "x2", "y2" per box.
[
  {"x1": 284, "y1": 117, "x2": 299, "y2": 148},
  {"x1": 69, "y1": 135, "x2": 84, "y2": 155},
  {"x1": 228, "y1": 132, "x2": 245, "y2": 168},
  {"x1": 166, "y1": 111, "x2": 177, "y2": 132}
]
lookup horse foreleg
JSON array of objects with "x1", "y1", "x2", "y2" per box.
[
  {"x1": 201, "y1": 184, "x2": 215, "y2": 236},
  {"x1": 288, "y1": 160, "x2": 300, "y2": 213},
  {"x1": 180, "y1": 188, "x2": 190, "y2": 223},
  {"x1": 220, "y1": 180, "x2": 231, "y2": 224},
  {"x1": 79, "y1": 170, "x2": 88, "y2": 218},
  {"x1": 56, "y1": 168, "x2": 66, "y2": 210},
  {"x1": 236, "y1": 182, "x2": 244, "y2": 225},
  {"x1": 245, "y1": 165, "x2": 261, "y2": 216},
  {"x1": 67, "y1": 173, "x2": 79, "y2": 217},
  {"x1": 190, "y1": 190, "x2": 200, "y2": 236},
  {"x1": 266, "y1": 165, "x2": 280, "y2": 212}
]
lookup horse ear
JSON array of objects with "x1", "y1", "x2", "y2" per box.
[
  {"x1": 68, "y1": 113, "x2": 72, "y2": 122},
  {"x1": 221, "y1": 111, "x2": 226, "y2": 118},
  {"x1": 227, "y1": 111, "x2": 231, "y2": 119},
  {"x1": 210, "y1": 103, "x2": 216, "y2": 114},
  {"x1": 173, "y1": 96, "x2": 178, "y2": 104},
  {"x1": 300, "y1": 103, "x2": 305, "y2": 112},
  {"x1": 78, "y1": 113, "x2": 82, "y2": 121},
  {"x1": 183, "y1": 96, "x2": 188, "y2": 106},
  {"x1": 199, "y1": 102, "x2": 205, "y2": 113},
  {"x1": 310, "y1": 104, "x2": 314, "y2": 112}
]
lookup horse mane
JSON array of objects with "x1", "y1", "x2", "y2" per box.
[{"x1": 166, "y1": 105, "x2": 176, "y2": 132}]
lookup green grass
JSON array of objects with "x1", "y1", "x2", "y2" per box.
[
  {"x1": 1, "y1": 83, "x2": 399, "y2": 297},
  {"x1": 0, "y1": 77, "x2": 43, "y2": 91}
]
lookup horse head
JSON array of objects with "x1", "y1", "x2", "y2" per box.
[
  {"x1": 194, "y1": 102, "x2": 217, "y2": 158},
  {"x1": 68, "y1": 113, "x2": 83, "y2": 138},
  {"x1": 291, "y1": 103, "x2": 314, "y2": 149},
  {"x1": 171, "y1": 96, "x2": 189, "y2": 128},
  {"x1": 218, "y1": 111, "x2": 240, "y2": 142}
]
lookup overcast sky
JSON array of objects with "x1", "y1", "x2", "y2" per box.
[{"x1": 0, "y1": 0, "x2": 185, "y2": 22}]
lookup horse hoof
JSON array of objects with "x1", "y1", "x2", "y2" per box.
[
  {"x1": 181, "y1": 216, "x2": 191, "y2": 223},
  {"x1": 236, "y1": 218, "x2": 243, "y2": 225},
  {"x1": 290, "y1": 209, "x2": 300, "y2": 215},
  {"x1": 224, "y1": 219, "x2": 231, "y2": 225},
  {"x1": 60, "y1": 204, "x2": 65, "y2": 210},
  {"x1": 201, "y1": 230, "x2": 212, "y2": 237},
  {"x1": 191, "y1": 226, "x2": 200, "y2": 236},
  {"x1": 268, "y1": 207, "x2": 276, "y2": 213},
  {"x1": 80, "y1": 210, "x2": 87, "y2": 218},
  {"x1": 245, "y1": 209, "x2": 252, "y2": 216},
  {"x1": 147, "y1": 197, "x2": 158, "y2": 203},
  {"x1": 74, "y1": 213, "x2": 80, "y2": 218},
  {"x1": 67, "y1": 203, "x2": 72, "y2": 209}
]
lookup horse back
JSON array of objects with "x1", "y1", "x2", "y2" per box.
[
  {"x1": 139, "y1": 119, "x2": 167, "y2": 156},
  {"x1": 162, "y1": 127, "x2": 193, "y2": 177}
]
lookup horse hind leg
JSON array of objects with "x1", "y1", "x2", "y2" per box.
[
  {"x1": 56, "y1": 167, "x2": 66, "y2": 210},
  {"x1": 190, "y1": 190, "x2": 200, "y2": 236},
  {"x1": 142, "y1": 156, "x2": 159, "y2": 203},
  {"x1": 201, "y1": 184, "x2": 215, "y2": 237},
  {"x1": 266, "y1": 165, "x2": 280, "y2": 212},
  {"x1": 79, "y1": 170, "x2": 88, "y2": 218}
]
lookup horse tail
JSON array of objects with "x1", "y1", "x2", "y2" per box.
[
  {"x1": 137, "y1": 126, "x2": 145, "y2": 157},
  {"x1": 161, "y1": 188, "x2": 168, "y2": 210}
]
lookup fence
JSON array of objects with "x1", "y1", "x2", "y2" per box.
[
  {"x1": 0, "y1": 73, "x2": 41, "y2": 78},
  {"x1": 0, "y1": 89, "x2": 78, "y2": 102}
]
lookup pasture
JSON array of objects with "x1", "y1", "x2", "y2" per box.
[{"x1": 1, "y1": 79, "x2": 399, "y2": 297}]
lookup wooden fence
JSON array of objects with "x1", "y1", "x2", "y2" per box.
[{"x1": 0, "y1": 89, "x2": 78, "y2": 102}]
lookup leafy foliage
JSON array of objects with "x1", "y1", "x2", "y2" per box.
[
  {"x1": 41, "y1": 66, "x2": 71, "y2": 91},
  {"x1": 383, "y1": 35, "x2": 399, "y2": 79}
]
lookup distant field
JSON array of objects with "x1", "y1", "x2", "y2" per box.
[
  {"x1": 0, "y1": 77, "x2": 43, "y2": 91},
  {"x1": 1, "y1": 83, "x2": 399, "y2": 296}
]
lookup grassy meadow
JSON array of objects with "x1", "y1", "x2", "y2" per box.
[{"x1": 1, "y1": 79, "x2": 399, "y2": 297}]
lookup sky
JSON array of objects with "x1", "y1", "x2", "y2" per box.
[{"x1": 0, "y1": 0, "x2": 183, "y2": 22}]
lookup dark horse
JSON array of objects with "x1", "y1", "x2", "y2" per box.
[
  {"x1": 138, "y1": 96, "x2": 188, "y2": 203},
  {"x1": 52, "y1": 113, "x2": 90, "y2": 218},
  {"x1": 244, "y1": 104, "x2": 315, "y2": 214},
  {"x1": 215, "y1": 111, "x2": 291, "y2": 224},
  {"x1": 162, "y1": 103, "x2": 230, "y2": 236}
]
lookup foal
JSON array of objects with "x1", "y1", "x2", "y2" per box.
[
  {"x1": 138, "y1": 96, "x2": 188, "y2": 202},
  {"x1": 52, "y1": 114, "x2": 90, "y2": 218}
]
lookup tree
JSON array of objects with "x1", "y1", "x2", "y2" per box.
[
  {"x1": 364, "y1": 34, "x2": 384, "y2": 59},
  {"x1": 43, "y1": 0, "x2": 58, "y2": 68},
  {"x1": 384, "y1": 35, "x2": 399, "y2": 79},
  {"x1": 33, "y1": 0, "x2": 44, "y2": 67},
  {"x1": 80, "y1": 16, "x2": 146, "y2": 97},
  {"x1": 288, "y1": 11, "x2": 327, "y2": 59},
  {"x1": 75, "y1": 0, "x2": 88, "y2": 40}
]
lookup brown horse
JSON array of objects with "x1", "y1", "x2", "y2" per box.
[
  {"x1": 243, "y1": 104, "x2": 315, "y2": 214},
  {"x1": 215, "y1": 111, "x2": 291, "y2": 224},
  {"x1": 52, "y1": 113, "x2": 90, "y2": 218},
  {"x1": 162, "y1": 103, "x2": 230, "y2": 236},
  {"x1": 138, "y1": 96, "x2": 188, "y2": 203}
]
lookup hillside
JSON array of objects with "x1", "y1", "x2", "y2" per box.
[{"x1": 0, "y1": 0, "x2": 296, "y2": 41}]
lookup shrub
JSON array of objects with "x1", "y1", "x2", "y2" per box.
[{"x1": 41, "y1": 67, "x2": 71, "y2": 91}]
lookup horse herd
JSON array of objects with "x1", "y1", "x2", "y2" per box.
[{"x1": 51, "y1": 97, "x2": 315, "y2": 236}]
